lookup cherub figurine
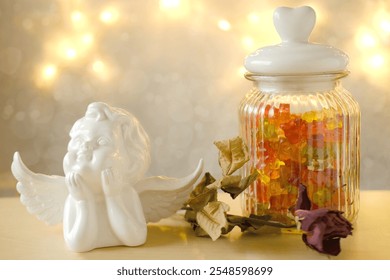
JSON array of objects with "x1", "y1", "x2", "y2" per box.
[{"x1": 11, "y1": 102, "x2": 203, "y2": 252}]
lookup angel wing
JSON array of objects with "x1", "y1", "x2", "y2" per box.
[
  {"x1": 11, "y1": 152, "x2": 68, "y2": 226},
  {"x1": 133, "y1": 159, "x2": 203, "y2": 223}
]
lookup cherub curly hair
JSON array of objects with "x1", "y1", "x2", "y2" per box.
[{"x1": 70, "y1": 102, "x2": 151, "y2": 182}]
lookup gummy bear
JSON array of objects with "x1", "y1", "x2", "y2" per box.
[
  {"x1": 258, "y1": 119, "x2": 279, "y2": 141},
  {"x1": 324, "y1": 113, "x2": 343, "y2": 130},
  {"x1": 257, "y1": 169, "x2": 271, "y2": 185},
  {"x1": 312, "y1": 188, "x2": 331, "y2": 208},
  {"x1": 302, "y1": 110, "x2": 324, "y2": 122},
  {"x1": 280, "y1": 118, "x2": 308, "y2": 144},
  {"x1": 277, "y1": 103, "x2": 291, "y2": 124},
  {"x1": 262, "y1": 104, "x2": 276, "y2": 119},
  {"x1": 269, "y1": 138, "x2": 292, "y2": 161},
  {"x1": 266, "y1": 159, "x2": 286, "y2": 180}
]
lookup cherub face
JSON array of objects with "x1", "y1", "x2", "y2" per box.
[{"x1": 63, "y1": 118, "x2": 130, "y2": 188}]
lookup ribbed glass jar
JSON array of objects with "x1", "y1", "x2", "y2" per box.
[{"x1": 239, "y1": 72, "x2": 360, "y2": 223}]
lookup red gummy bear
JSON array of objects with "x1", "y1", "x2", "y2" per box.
[{"x1": 280, "y1": 118, "x2": 308, "y2": 144}]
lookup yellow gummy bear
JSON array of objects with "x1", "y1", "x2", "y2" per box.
[
  {"x1": 325, "y1": 118, "x2": 343, "y2": 130},
  {"x1": 323, "y1": 109, "x2": 343, "y2": 130},
  {"x1": 302, "y1": 111, "x2": 324, "y2": 122},
  {"x1": 313, "y1": 189, "x2": 331, "y2": 207},
  {"x1": 257, "y1": 169, "x2": 271, "y2": 185},
  {"x1": 258, "y1": 120, "x2": 279, "y2": 141},
  {"x1": 269, "y1": 180, "x2": 287, "y2": 196}
]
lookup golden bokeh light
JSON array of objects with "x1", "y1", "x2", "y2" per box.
[
  {"x1": 35, "y1": 64, "x2": 58, "y2": 88},
  {"x1": 71, "y1": 11, "x2": 83, "y2": 23},
  {"x1": 70, "y1": 10, "x2": 88, "y2": 29},
  {"x1": 100, "y1": 8, "x2": 119, "y2": 24},
  {"x1": 380, "y1": 19, "x2": 390, "y2": 33},
  {"x1": 355, "y1": 28, "x2": 378, "y2": 49},
  {"x1": 159, "y1": 0, "x2": 189, "y2": 18},
  {"x1": 242, "y1": 36, "x2": 255, "y2": 51},
  {"x1": 237, "y1": 66, "x2": 247, "y2": 77},
  {"x1": 160, "y1": 0, "x2": 181, "y2": 10},
  {"x1": 92, "y1": 60, "x2": 105, "y2": 73},
  {"x1": 65, "y1": 48, "x2": 77, "y2": 60},
  {"x1": 373, "y1": 9, "x2": 390, "y2": 34},
  {"x1": 81, "y1": 33, "x2": 94, "y2": 46},
  {"x1": 42, "y1": 64, "x2": 57, "y2": 80},
  {"x1": 91, "y1": 59, "x2": 112, "y2": 80},
  {"x1": 218, "y1": 19, "x2": 231, "y2": 31},
  {"x1": 369, "y1": 53, "x2": 385, "y2": 69},
  {"x1": 244, "y1": 9, "x2": 279, "y2": 45},
  {"x1": 308, "y1": 3, "x2": 326, "y2": 26},
  {"x1": 35, "y1": 2, "x2": 390, "y2": 90},
  {"x1": 247, "y1": 12, "x2": 261, "y2": 24}
]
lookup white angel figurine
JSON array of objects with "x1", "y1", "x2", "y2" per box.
[{"x1": 11, "y1": 102, "x2": 203, "y2": 252}]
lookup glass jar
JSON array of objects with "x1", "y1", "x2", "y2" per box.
[
  {"x1": 239, "y1": 6, "x2": 360, "y2": 223},
  {"x1": 239, "y1": 72, "x2": 360, "y2": 223}
]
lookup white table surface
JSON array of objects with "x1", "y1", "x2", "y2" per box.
[{"x1": 0, "y1": 190, "x2": 389, "y2": 260}]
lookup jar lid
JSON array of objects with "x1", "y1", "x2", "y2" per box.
[{"x1": 244, "y1": 6, "x2": 349, "y2": 75}]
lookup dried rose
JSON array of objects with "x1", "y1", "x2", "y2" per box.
[
  {"x1": 295, "y1": 208, "x2": 353, "y2": 256},
  {"x1": 294, "y1": 183, "x2": 312, "y2": 211}
]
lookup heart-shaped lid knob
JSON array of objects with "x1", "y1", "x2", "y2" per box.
[
  {"x1": 244, "y1": 6, "x2": 349, "y2": 75},
  {"x1": 274, "y1": 6, "x2": 315, "y2": 43}
]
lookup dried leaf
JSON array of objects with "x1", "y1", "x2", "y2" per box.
[
  {"x1": 227, "y1": 214, "x2": 295, "y2": 232},
  {"x1": 184, "y1": 209, "x2": 197, "y2": 223},
  {"x1": 185, "y1": 136, "x2": 297, "y2": 242},
  {"x1": 248, "y1": 214, "x2": 295, "y2": 228},
  {"x1": 186, "y1": 173, "x2": 218, "y2": 211},
  {"x1": 193, "y1": 224, "x2": 210, "y2": 237},
  {"x1": 214, "y1": 136, "x2": 249, "y2": 176},
  {"x1": 227, "y1": 214, "x2": 272, "y2": 231},
  {"x1": 187, "y1": 189, "x2": 217, "y2": 211},
  {"x1": 221, "y1": 224, "x2": 236, "y2": 235},
  {"x1": 208, "y1": 175, "x2": 241, "y2": 190},
  {"x1": 196, "y1": 201, "x2": 230, "y2": 241},
  {"x1": 226, "y1": 215, "x2": 253, "y2": 232},
  {"x1": 222, "y1": 170, "x2": 259, "y2": 199},
  {"x1": 189, "y1": 172, "x2": 216, "y2": 198},
  {"x1": 184, "y1": 210, "x2": 210, "y2": 237}
]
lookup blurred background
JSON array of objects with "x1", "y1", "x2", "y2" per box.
[{"x1": 1, "y1": 0, "x2": 389, "y2": 196}]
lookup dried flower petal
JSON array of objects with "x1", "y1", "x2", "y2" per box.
[
  {"x1": 186, "y1": 172, "x2": 217, "y2": 211},
  {"x1": 214, "y1": 137, "x2": 249, "y2": 176},
  {"x1": 226, "y1": 214, "x2": 269, "y2": 231},
  {"x1": 296, "y1": 209, "x2": 353, "y2": 256},
  {"x1": 209, "y1": 175, "x2": 241, "y2": 190},
  {"x1": 220, "y1": 170, "x2": 259, "y2": 199},
  {"x1": 189, "y1": 172, "x2": 216, "y2": 198},
  {"x1": 294, "y1": 183, "x2": 312, "y2": 212},
  {"x1": 196, "y1": 201, "x2": 230, "y2": 241}
]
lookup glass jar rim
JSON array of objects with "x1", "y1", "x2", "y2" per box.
[{"x1": 244, "y1": 71, "x2": 349, "y2": 81}]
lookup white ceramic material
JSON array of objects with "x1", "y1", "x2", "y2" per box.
[
  {"x1": 11, "y1": 102, "x2": 203, "y2": 252},
  {"x1": 244, "y1": 6, "x2": 349, "y2": 74}
]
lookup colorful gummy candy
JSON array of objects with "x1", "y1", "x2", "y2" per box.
[{"x1": 244, "y1": 103, "x2": 346, "y2": 221}]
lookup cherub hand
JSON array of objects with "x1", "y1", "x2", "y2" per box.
[
  {"x1": 66, "y1": 172, "x2": 92, "y2": 201},
  {"x1": 101, "y1": 168, "x2": 123, "y2": 197}
]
